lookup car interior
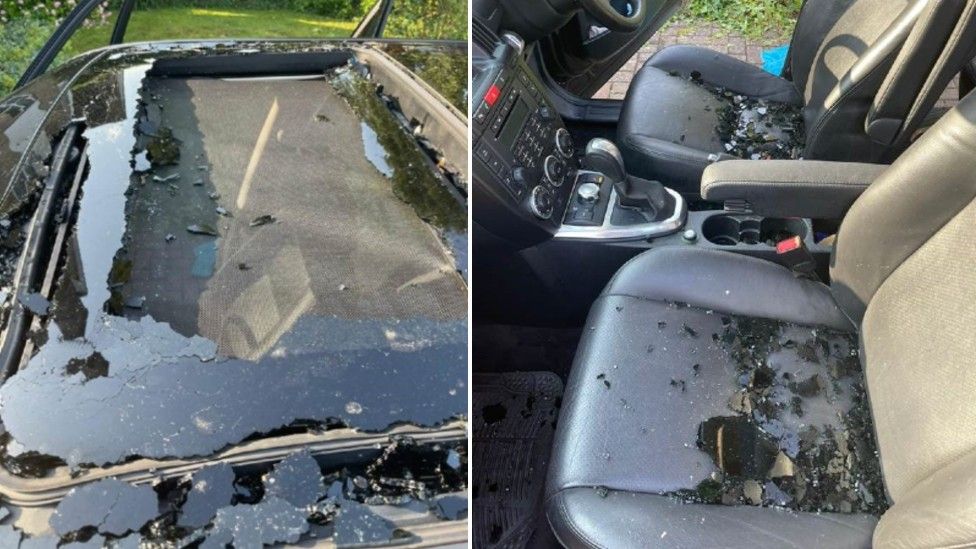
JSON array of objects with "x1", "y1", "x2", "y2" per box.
[{"x1": 471, "y1": 0, "x2": 976, "y2": 547}]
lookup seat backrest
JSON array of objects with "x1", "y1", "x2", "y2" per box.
[
  {"x1": 789, "y1": 0, "x2": 924, "y2": 160},
  {"x1": 788, "y1": 0, "x2": 913, "y2": 107},
  {"x1": 830, "y1": 91, "x2": 976, "y2": 547},
  {"x1": 865, "y1": 0, "x2": 972, "y2": 148}
]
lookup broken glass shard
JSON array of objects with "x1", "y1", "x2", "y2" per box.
[
  {"x1": 186, "y1": 224, "x2": 218, "y2": 236},
  {"x1": 205, "y1": 496, "x2": 309, "y2": 549},
  {"x1": 249, "y1": 214, "x2": 276, "y2": 227},
  {"x1": 333, "y1": 499, "x2": 399, "y2": 548},
  {"x1": 19, "y1": 292, "x2": 50, "y2": 315},
  {"x1": 178, "y1": 463, "x2": 236, "y2": 529},
  {"x1": 49, "y1": 478, "x2": 158, "y2": 536},
  {"x1": 698, "y1": 416, "x2": 779, "y2": 478},
  {"x1": 264, "y1": 450, "x2": 325, "y2": 508}
]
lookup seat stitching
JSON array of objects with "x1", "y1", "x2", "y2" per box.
[
  {"x1": 702, "y1": 179, "x2": 871, "y2": 197},
  {"x1": 601, "y1": 292, "x2": 850, "y2": 331}
]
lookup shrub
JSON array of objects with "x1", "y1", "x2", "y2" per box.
[
  {"x1": 0, "y1": 16, "x2": 58, "y2": 95},
  {"x1": 384, "y1": 0, "x2": 466, "y2": 40},
  {"x1": 0, "y1": 0, "x2": 112, "y2": 26},
  {"x1": 120, "y1": 0, "x2": 368, "y2": 18}
]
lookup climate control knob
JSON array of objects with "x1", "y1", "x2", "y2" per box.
[
  {"x1": 529, "y1": 185, "x2": 554, "y2": 220},
  {"x1": 543, "y1": 155, "x2": 567, "y2": 187},
  {"x1": 555, "y1": 128, "x2": 574, "y2": 159}
]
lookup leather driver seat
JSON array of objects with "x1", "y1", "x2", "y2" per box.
[
  {"x1": 617, "y1": 0, "x2": 976, "y2": 195},
  {"x1": 547, "y1": 84, "x2": 976, "y2": 547}
]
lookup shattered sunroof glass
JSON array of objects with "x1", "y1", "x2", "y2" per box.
[
  {"x1": 0, "y1": 44, "x2": 467, "y2": 483},
  {"x1": 1, "y1": 438, "x2": 466, "y2": 546}
]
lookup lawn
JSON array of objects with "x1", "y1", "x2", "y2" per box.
[
  {"x1": 64, "y1": 7, "x2": 358, "y2": 56},
  {"x1": 1, "y1": 7, "x2": 358, "y2": 97}
]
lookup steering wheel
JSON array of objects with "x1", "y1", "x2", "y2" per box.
[{"x1": 578, "y1": 0, "x2": 646, "y2": 32}]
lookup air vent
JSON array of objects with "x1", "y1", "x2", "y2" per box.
[{"x1": 472, "y1": 18, "x2": 499, "y2": 53}]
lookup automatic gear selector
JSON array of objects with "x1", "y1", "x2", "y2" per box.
[
  {"x1": 557, "y1": 138, "x2": 687, "y2": 240},
  {"x1": 582, "y1": 138, "x2": 673, "y2": 221}
]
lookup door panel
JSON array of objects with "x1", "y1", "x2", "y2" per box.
[{"x1": 540, "y1": 0, "x2": 682, "y2": 98}]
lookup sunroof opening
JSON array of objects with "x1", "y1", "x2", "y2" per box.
[{"x1": 0, "y1": 49, "x2": 467, "y2": 477}]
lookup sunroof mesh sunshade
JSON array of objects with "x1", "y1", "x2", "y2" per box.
[{"x1": 0, "y1": 58, "x2": 467, "y2": 474}]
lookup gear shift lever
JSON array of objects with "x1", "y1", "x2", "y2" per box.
[
  {"x1": 583, "y1": 138, "x2": 627, "y2": 183},
  {"x1": 583, "y1": 138, "x2": 671, "y2": 217}
]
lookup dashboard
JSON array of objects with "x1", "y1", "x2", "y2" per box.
[{"x1": 472, "y1": 32, "x2": 578, "y2": 246}]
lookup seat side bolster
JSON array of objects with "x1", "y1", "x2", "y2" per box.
[
  {"x1": 603, "y1": 247, "x2": 854, "y2": 331},
  {"x1": 874, "y1": 448, "x2": 976, "y2": 548},
  {"x1": 547, "y1": 487, "x2": 877, "y2": 549}
]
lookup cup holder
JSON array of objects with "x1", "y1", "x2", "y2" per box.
[
  {"x1": 702, "y1": 215, "x2": 807, "y2": 246},
  {"x1": 760, "y1": 218, "x2": 808, "y2": 245}
]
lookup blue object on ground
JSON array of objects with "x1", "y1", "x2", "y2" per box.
[{"x1": 762, "y1": 45, "x2": 790, "y2": 76}]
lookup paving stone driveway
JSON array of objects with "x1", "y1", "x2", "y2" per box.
[{"x1": 593, "y1": 21, "x2": 959, "y2": 109}]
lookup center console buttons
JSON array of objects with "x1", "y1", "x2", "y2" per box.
[{"x1": 529, "y1": 186, "x2": 554, "y2": 220}]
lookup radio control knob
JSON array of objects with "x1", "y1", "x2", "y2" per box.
[
  {"x1": 555, "y1": 128, "x2": 574, "y2": 159},
  {"x1": 578, "y1": 182, "x2": 600, "y2": 202},
  {"x1": 529, "y1": 186, "x2": 554, "y2": 220},
  {"x1": 543, "y1": 155, "x2": 567, "y2": 187}
]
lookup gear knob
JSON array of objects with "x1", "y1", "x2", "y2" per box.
[{"x1": 583, "y1": 138, "x2": 627, "y2": 183}]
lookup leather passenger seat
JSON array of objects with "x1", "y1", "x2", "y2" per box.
[
  {"x1": 617, "y1": 0, "x2": 976, "y2": 195},
  {"x1": 546, "y1": 83, "x2": 976, "y2": 547}
]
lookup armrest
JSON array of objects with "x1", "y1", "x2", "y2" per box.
[{"x1": 701, "y1": 160, "x2": 888, "y2": 219}]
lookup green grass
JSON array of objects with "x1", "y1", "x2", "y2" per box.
[
  {"x1": 63, "y1": 7, "x2": 358, "y2": 57},
  {"x1": 670, "y1": 0, "x2": 803, "y2": 41},
  {"x1": 1, "y1": 7, "x2": 357, "y2": 98}
]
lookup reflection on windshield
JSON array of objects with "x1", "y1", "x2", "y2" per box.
[{"x1": 0, "y1": 49, "x2": 467, "y2": 477}]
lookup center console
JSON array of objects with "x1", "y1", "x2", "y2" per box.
[
  {"x1": 472, "y1": 30, "x2": 834, "y2": 327},
  {"x1": 472, "y1": 33, "x2": 687, "y2": 246},
  {"x1": 473, "y1": 33, "x2": 574, "y2": 232}
]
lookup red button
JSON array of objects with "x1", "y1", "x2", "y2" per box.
[
  {"x1": 485, "y1": 85, "x2": 501, "y2": 107},
  {"x1": 776, "y1": 236, "x2": 803, "y2": 254}
]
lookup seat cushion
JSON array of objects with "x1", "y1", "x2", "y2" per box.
[
  {"x1": 545, "y1": 248, "x2": 883, "y2": 548},
  {"x1": 618, "y1": 46, "x2": 803, "y2": 195}
]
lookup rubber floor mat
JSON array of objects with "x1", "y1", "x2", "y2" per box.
[{"x1": 473, "y1": 372, "x2": 563, "y2": 548}]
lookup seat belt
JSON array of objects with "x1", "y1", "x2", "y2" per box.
[{"x1": 776, "y1": 236, "x2": 820, "y2": 281}]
